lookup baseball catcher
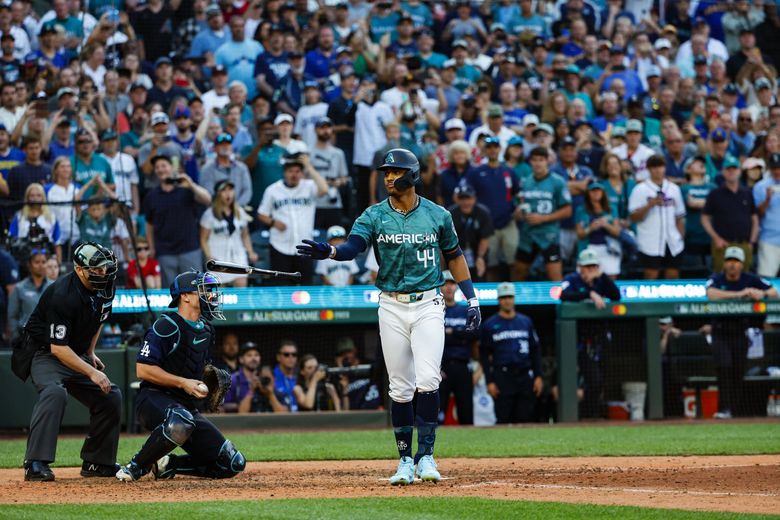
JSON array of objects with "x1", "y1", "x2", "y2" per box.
[{"x1": 116, "y1": 270, "x2": 245, "y2": 481}]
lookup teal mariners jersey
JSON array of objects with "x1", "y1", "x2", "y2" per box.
[
  {"x1": 518, "y1": 172, "x2": 571, "y2": 249},
  {"x1": 350, "y1": 197, "x2": 460, "y2": 293}
]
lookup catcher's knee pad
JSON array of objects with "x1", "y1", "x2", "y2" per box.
[
  {"x1": 215, "y1": 439, "x2": 245, "y2": 477},
  {"x1": 162, "y1": 406, "x2": 195, "y2": 446}
]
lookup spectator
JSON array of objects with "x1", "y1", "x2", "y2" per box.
[
  {"x1": 142, "y1": 155, "x2": 211, "y2": 287},
  {"x1": 591, "y1": 91, "x2": 625, "y2": 133},
  {"x1": 215, "y1": 16, "x2": 263, "y2": 100},
  {"x1": 315, "y1": 225, "x2": 358, "y2": 287},
  {"x1": 705, "y1": 127, "x2": 737, "y2": 184},
  {"x1": 257, "y1": 153, "x2": 328, "y2": 285},
  {"x1": 223, "y1": 342, "x2": 286, "y2": 413},
  {"x1": 560, "y1": 248, "x2": 621, "y2": 417},
  {"x1": 188, "y1": 4, "x2": 228, "y2": 61},
  {"x1": 575, "y1": 182, "x2": 622, "y2": 279},
  {"x1": 126, "y1": 236, "x2": 161, "y2": 290},
  {"x1": 9, "y1": 183, "x2": 61, "y2": 261},
  {"x1": 130, "y1": 0, "x2": 173, "y2": 63},
  {"x1": 681, "y1": 156, "x2": 716, "y2": 260},
  {"x1": 600, "y1": 152, "x2": 635, "y2": 230},
  {"x1": 272, "y1": 113, "x2": 306, "y2": 155},
  {"x1": 551, "y1": 135, "x2": 594, "y2": 263},
  {"x1": 0, "y1": 122, "x2": 23, "y2": 180},
  {"x1": 658, "y1": 316, "x2": 683, "y2": 355},
  {"x1": 480, "y1": 282, "x2": 543, "y2": 424},
  {"x1": 628, "y1": 154, "x2": 686, "y2": 280},
  {"x1": 294, "y1": 82, "x2": 328, "y2": 150},
  {"x1": 514, "y1": 146, "x2": 572, "y2": 282},
  {"x1": 702, "y1": 156, "x2": 758, "y2": 273},
  {"x1": 293, "y1": 354, "x2": 343, "y2": 412},
  {"x1": 7, "y1": 136, "x2": 50, "y2": 203},
  {"x1": 310, "y1": 117, "x2": 349, "y2": 229},
  {"x1": 305, "y1": 25, "x2": 336, "y2": 80},
  {"x1": 99, "y1": 129, "x2": 138, "y2": 213},
  {"x1": 448, "y1": 184, "x2": 493, "y2": 282},
  {"x1": 438, "y1": 138, "x2": 473, "y2": 208},
  {"x1": 465, "y1": 136, "x2": 520, "y2": 281},
  {"x1": 274, "y1": 339, "x2": 299, "y2": 412},
  {"x1": 44, "y1": 114, "x2": 74, "y2": 162},
  {"x1": 7, "y1": 248, "x2": 51, "y2": 342},
  {"x1": 201, "y1": 65, "x2": 230, "y2": 117},
  {"x1": 72, "y1": 127, "x2": 114, "y2": 200},
  {"x1": 368, "y1": 121, "x2": 405, "y2": 206},
  {"x1": 211, "y1": 330, "x2": 240, "y2": 373},
  {"x1": 353, "y1": 78, "x2": 393, "y2": 213},
  {"x1": 44, "y1": 254, "x2": 59, "y2": 281},
  {"x1": 754, "y1": 153, "x2": 780, "y2": 278},
  {"x1": 77, "y1": 198, "x2": 124, "y2": 254},
  {"x1": 255, "y1": 24, "x2": 289, "y2": 99},
  {"x1": 222, "y1": 102, "x2": 253, "y2": 153},
  {"x1": 170, "y1": 105, "x2": 204, "y2": 184},
  {"x1": 706, "y1": 246, "x2": 778, "y2": 419},
  {"x1": 146, "y1": 57, "x2": 187, "y2": 110},
  {"x1": 44, "y1": 156, "x2": 79, "y2": 248},
  {"x1": 199, "y1": 133, "x2": 252, "y2": 207},
  {"x1": 612, "y1": 119, "x2": 655, "y2": 181},
  {"x1": 241, "y1": 117, "x2": 286, "y2": 211},
  {"x1": 137, "y1": 112, "x2": 184, "y2": 187},
  {"x1": 199, "y1": 179, "x2": 256, "y2": 288}
]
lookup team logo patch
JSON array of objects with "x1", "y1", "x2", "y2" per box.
[
  {"x1": 397, "y1": 440, "x2": 408, "y2": 452},
  {"x1": 386, "y1": 153, "x2": 395, "y2": 164}
]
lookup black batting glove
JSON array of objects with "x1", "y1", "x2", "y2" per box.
[
  {"x1": 466, "y1": 299, "x2": 481, "y2": 331},
  {"x1": 296, "y1": 239, "x2": 333, "y2": 260}
]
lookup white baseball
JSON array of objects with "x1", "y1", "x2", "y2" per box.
[{"x1": 197, "y1": 383, "x2": 208, "y2": 393}]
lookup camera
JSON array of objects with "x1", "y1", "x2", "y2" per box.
[
  {"x1": 163, "y1": 177, "x2": 182, "y2": 185},
  {"x1": 260, "y1": 376, "x2": 272, "y2": 386},
  {"x1": 324, "y1": 364, "x2": 373, "y2": 378}
]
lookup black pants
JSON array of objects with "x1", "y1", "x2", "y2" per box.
[
  {"x1": 493, "y1": 367, "x2": 535, "y2": 424},
  {"x1": 439, "y1": 359, "x2": 473, "y2": 425},
  {"x1": 713, "y1": 334, "x2": 748, "y2": 415},
  {"x1": 578, "y1": 342, "x2": 605, "y2": 419},
  {"x1": 137, "y1": 389, "x2": 226, "y2": 466},
  {"x1": 353, "y1": 166, "x2": 372, "y2": 216},
  {"x1": 269, "y1": 245, "x2": 312, "y2": 285},
  {"x1": 25, "y1": 351, "x2": 122, "y2": 465}
]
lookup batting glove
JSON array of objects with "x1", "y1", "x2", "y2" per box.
[
  {"x1": 296, "y1": 239, "x2": 334, "y2": 260},
  {"x1": 466, "y1": 298, "x2": 481, "y2": 331}
]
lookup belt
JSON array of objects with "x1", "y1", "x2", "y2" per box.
[
  {"x1": 498, "y1": 365, "x2": 526, "y2": 373},
  {"x1": 384, "y1": 288, "x2": 440, "y2": 303}
]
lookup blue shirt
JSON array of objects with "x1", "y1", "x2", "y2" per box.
[
  {"x1": 480, "y1": 312, "x2": 542, "y2": 383},
  {"x1": 603, "y1": 71, "x2": 644, "y2": 100},
  {"x1": 388, "y1": 40, "x2": 418, "y2": 60},
  {"x1": 0, "y1": 147, "x2": 25, "y2": 179},
  {"x1": 254, "y1": 50, "x2": 289, "y2": 89},
  {"x1": 550, "y1": 163, "x2": 594, "y2": 229},
  {"x1": 753, "y1": 177, "x2": 780, "y2": 246},
  {"x1": 440, "y1": 164, "x2": 473, "y2": 208},
  {"x1": 189, "y1": 28, "x2": 229, "y2": 59},
  {"x1": 591, "y1": 115, "x2": 626, "y2": 133},
  {"x1": 465, "y1": 162, "x2": 519, "y2": 229},
  {"x1": 215, "y1": 39, "x2": 264, "y2": 99},
  {"x1": 48, "y1": 140, "x2": 74, "y2": 162},
  {"x1": 273, "y1": 365, "x2": 298, "y2": 412},
  {"x1": 560, "y1": 272, "x2": 621, "y2": 303},
  {"x1": 304, "y1": 48, "x2": 335, "y2": 79},
  {"x1": 443, "y1": 303, "x2": 475, "y2": 362}
]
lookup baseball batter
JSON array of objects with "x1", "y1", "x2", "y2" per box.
[{"x1": 297, "y1": 148, "x2": 481, "y2": 484}]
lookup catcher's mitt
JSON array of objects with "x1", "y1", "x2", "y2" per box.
[{"x1": 202, "y1": 364, "x2": 231, "y2": 412}]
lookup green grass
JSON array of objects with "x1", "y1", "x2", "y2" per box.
[
  {"x1": 0, "y1": 498, "x2": 777, "y2": 520},
  {"x1": 1, "y1": 422, "x2": 778, "y2": 468}
]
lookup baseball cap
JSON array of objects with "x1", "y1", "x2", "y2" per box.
[
  {"x1": 214, "y1": 179, "x2": 235, "y2": 193},
  {"x1": 523, "y1": 113, "x2": 540, "y2": 127},
  {"x1": 150, "y1": 154, "x2": 172, "y2": 165},
  {"x1": 484, "y1": 135, "x2": 500, "y2": 147},
  {"x1": 577, "y1": 248, "x2": 600, "y2": 266},
  {"x1": 129, "y1": 81, "x2": 147, "y2": 91},
  {"x1": 588, "y1": 180, "x2": 606, "y2": 191},
  {"x1": 212, "y1": 64, "x2": 227, "y2": 75},
  {"x1": 75, "y1": 127, "x2": 92, "y2": 139},
  {"x1": 461, "y1": 94, "x2": 476, "y2": 106},
  {"x1": 39, "y1": 22, "x2": 57, "y2": 36},
  {"x1": 682, "y1": 155, "x2": 705, "y2": 173},
  {"x1": 215, "y1": 132, "x2": 233, "y2": 144},
  {"x1": 724, "y1": 246, "x2": 745, "y2": 263},
  {"x1": 610, "y1": 46, "x2": 625, "y2": 55},
  {"x1": 646, "y1": 65, "x2": 662, "y2": 78},
  {"x1": 327, "y1": 225, "x2": 347, "y2": 240},
  {"x1": 174, "y1": 106, "x2": 191, "y2": 119},
  {"x1": 444, "y1": 118, "x2": 466, "y2": 131},
  {"x1": 453, "y1": 183, "x2": 476, "y2": 198},
  {"x1": 442, "y1": 58, "x2": 456, "y2": 69},
  {"x1": 654, "y1": 38, "x2": 672, "y2": 50},
  {"x1": 662, "y1": 24, "x2": 678, "y2": 34},
  {"x1": 154, "y1": 56, "x2": 172, "y2": 68},
  {"x1": 205, "y1": 3, "x2": 221, "y2": 17},
  {"x1": 693, "y1": 16, "x2": 707, "y2": 26},
  {"x1": 151, "y1": 112, "x2": 169, "y2": 126},
  {"x1": 710, "y1": 127, "x2": 727, "y2": 142},
  {"x1": 336, "y1": 337, "x2": 356, "y2": 354},
  {"x1": 288, "y1": 49, "x2": 304, "y2": 59},
  {"x1": 452, "y1": 39, "x2": 468, "y2": 49},
  {"x1": 239, "y1": 341, "x2": 260, "y2": 356},
  {"x1": 57, "y1": 87, "x2": 76, "y2": 99},
  {"x1": 574, "y1": 119, "x2": 593, "y2": 130},
  {"x1": 602, "y1": 91, "x2": 619, "y2": 102},
  {"x1": 335, "y1": 45, "x2": 351, "y2": 56},
  {"x1": 627, "y1": 94, "x2": 643, "y2": 106},
  {"x1": 659, "y1": 316, "x2": 673, "y2": 325},
  {"x1": 490, "y1": 22, "x2": 506, "y2": 33},
  {"x1": 442, "y1": 270, "x2": 456, "y2": 283},
  {"x1": 560, "y1": 135, "x2": 576, "y2": 147},
  {"x1": 534, "y1": 123, "x2": 554, "y2": 136},
  {"x1": 487, "y1": 104, "x2": 503, "y2": 118},
  {"x1": 274, "y1": 113, "x2": 294, "y2": 125},
  {"x1": 769, "y1": 153, "x2": 780, "y2": 168},
  {"x1": 564, "y1": 64, "x2": 580, "y2": 75},
  {"x1": 626, "y1": 119, "x2": 643, "y2": 133},
  {"x1": 100, "y1": 129, "x2": 118, "y2": 141},
  {"x1": 723, "y1": 83, "x2": 739, "y2": 95},
  {"x1": 398, "y1": 13, "x2": 413, "y2": 24},
  {"x1": 315, "y1": 116, "x2": 333, "y2": 128},
  {"x1": 168, "y1": 271, "x2": 201, "y2": 307},
  {"x1": 303, "y1": 80, "x2": 319, "y2": 91},
  {"x1": 340, "y1": 66, "x2": 357, "y2": 80},
  {"x1": 693, "y1": 54, "x2": 708, "y2": 65},
  {"x1": 742, "y1": 157, "x2": 765, "y2": 171},
  {"x1": 598, "y1": 40, "x2": 612, "y2": 51},
  {"x1": 723, "y1": 156, "x2": 740, "y2": 169},
  {"x1": 532, "y1": 36, "x2": 546, "y2": 49},
  {"x1": 612, "y1": 126, "x2": 627, "y2": 137},
  {"x1": 497, "y1": 282, "x2": 516, "y2": 298},
  {"x1": 755, "y1": 77, "x2": 773, "y2": 91},
  {"x1": 507, "y1": 135, "x2": 524, "y2": 147}
]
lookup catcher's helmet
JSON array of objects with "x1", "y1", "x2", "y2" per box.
[
  {"x1": 168, "y1": 270, "x2": 225, "y2": 321},
  {"x1": 73, "y1": 241, "x2": 118, "y2": 297},
  {"x1": 376, "y1": 148, "x2": 420, "y2": 191}
]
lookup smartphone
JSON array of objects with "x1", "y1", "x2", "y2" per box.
[{"x1": 34, "y1": 100, "x2": 48, "y2": 118}]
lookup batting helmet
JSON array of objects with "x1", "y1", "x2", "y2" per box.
[
  {"x1": 73, "y1": 241, "x2": 118, "y2": 296},
  {"x1": 376, "y1": 148, "x2": 420, "y2": 191}
]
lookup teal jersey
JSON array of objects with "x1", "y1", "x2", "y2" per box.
[
  {"x1": 681, "y1": 182, "x2": 716, "y2": 246},
  {"x1": 72, "y1": 154, "x2": 114, "y2": 200},
  {"x1": 419, "y1": 51, "x2": 447, "y2": 70},
  {"x1": 400, "y1": 2, "x2": 433, "y2": 28},
  {"x1": 350, "y1": 197, "x2": 460, "y2": 293},
  {"x1": 370, "y1": 12, "x2": 400, "y2": 43},
  {"x1": 453, "y1": 64, "x2": 482, "y2": 92},
  {"x1": 518, "y1": 173, "x2": 571, "y2": 249},
  {"x1": 603, "y1": 177, "x2": 636, "y2": 221}
]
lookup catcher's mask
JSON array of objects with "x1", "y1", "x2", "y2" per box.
[
  {"x1": 73, "y1": 241, "x2": 118, "y2": 298},
  {"x1": 168, "y1": 270, "x2": 225, "y2": 321}
]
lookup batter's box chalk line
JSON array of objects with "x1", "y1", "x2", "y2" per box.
[{"x1": 378, "y1": 477, "x2": 455, "y2": 482}]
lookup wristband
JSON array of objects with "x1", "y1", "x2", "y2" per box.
[
  {"x1": 329, "y1": 245, "x2": 337, "y2": 259},
  {"x1": 458, "y1": 278, "x2": 476, "y2": 301},
  {"x1": 468, "y1": 297, "x2": 480, "y2": 308}
]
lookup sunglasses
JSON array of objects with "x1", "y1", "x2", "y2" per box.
[
  {"x1": 280, "y1": 352, "x2": 297, "y2": 357},
  {"x1": 137, "y1": 246, "x2": 149, "y2": 251},
  {"x1": 77, "y1": 139, "x2": 91, "y2": 144},
  {"x1": 738, "y1": 117, "x2": 752, "y2": 121}
]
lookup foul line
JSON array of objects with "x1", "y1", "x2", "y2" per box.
[{"x1": 458, "y1": 481, "x2": 780, "y2": 498}]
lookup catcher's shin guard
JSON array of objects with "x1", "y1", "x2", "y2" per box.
[
  {"x1": 131, "y1": 406, "x2": 195, "y2": 469},
  {"x1": 170, "y1": 440, "x2": 246, "y2": 479}
]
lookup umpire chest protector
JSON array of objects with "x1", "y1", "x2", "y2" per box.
[{"x1": 153, "y1": 312, "x2": 214, "y2": 381}]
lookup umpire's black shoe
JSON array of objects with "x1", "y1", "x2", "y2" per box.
[
  {"x1": 24, "y1": 460, "x2": 55, "y2": 482},
  {"x1": 81, "y1": 461, "x2": 121, "y2": 477}
]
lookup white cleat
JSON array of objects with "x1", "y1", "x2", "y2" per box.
[
  {"x1": 389, "y1": 456, "x2": 415, "y2": 485},
  {"x1": 415, "y1": 455, "x2": 441, "y2": 482}
]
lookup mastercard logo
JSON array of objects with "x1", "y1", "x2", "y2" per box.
[
  {"x1": 549, "y1": 286, "x2": 563, "y2": 300},
  {"x1": 753, "y1": 302, "x2": 767, "y2": 313},
  {"x1": 612, "y1": 304, "x2": 627, "y2": 316},
  {"x1": 291, "y1": 291, "x2": 311, "y2": 305},
  {"x1": 320, "y1": 310, "x2": 335, "y2": 320}
]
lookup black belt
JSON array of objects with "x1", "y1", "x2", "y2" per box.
[
  {"x1": 443, "y1": 358, "x2": 469, "y2": 364},
  {"x1": 497, "y1": 365, "x2": 526, "y2": 374}
]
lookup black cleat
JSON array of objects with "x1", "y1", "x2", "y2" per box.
[
  {"x1": 24, "y1": 460, "x2": 55, "y2": 482},
  {"x1": 81, "y1": 461, "x2": 121, "y2": 477}
]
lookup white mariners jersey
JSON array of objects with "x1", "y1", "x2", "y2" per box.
[{"x1": 258, "y1": 179, "x2": 318, "y2": 255}]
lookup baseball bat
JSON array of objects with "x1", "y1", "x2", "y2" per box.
[{"x1": 205, "y1": 259, "x2": 302, "y2": 280}]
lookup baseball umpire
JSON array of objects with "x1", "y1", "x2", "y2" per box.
[
  {"x1": 298, "y1": 148, "x2": 481, "y2": 485},
  {"x1": 116, "y1": 270, "x2": 245, "y2": 481},
  {"x1": 18, "y1": 242, "x2": 121, "y2": 481}
]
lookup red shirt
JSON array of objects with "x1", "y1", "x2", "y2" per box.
[{"x1": 126, "y1": 258, "x2": 160, "y2": 289}]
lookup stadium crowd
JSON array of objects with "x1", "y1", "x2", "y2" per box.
[{"x1": 0, "y1": 0, "x2": 780, "y2": 420}]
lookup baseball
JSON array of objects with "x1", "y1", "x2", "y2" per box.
[{"x1": 197, "y1": 383, "x2": 208, "y2": 394}]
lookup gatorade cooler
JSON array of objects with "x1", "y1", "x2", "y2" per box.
[
  {"x1": 682, "y1": 387, "x2": 719, "y2": 418},
  {"x1": 607, "y1": 401, "x2": 630, "y2": 420}
]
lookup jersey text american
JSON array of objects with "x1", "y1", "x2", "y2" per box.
[{"x1": 376, "y1": 233, "x2": 438, "y2": 244}]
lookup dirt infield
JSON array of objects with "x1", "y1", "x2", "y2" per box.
[{"x1": 2, "y1": 455, "x2": 779, "y2": 514}]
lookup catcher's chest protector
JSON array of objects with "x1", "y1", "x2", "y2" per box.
[{"x1": 158, "y1": 312, "x2": 213, "y2": 380}]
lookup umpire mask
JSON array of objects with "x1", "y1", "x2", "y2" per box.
[
  {"x1": 196, "y1": 271, "x2": 225, "y2": 321},
  {"x1": 73, "y1": 241, "x2": 118, "y2": 298}
]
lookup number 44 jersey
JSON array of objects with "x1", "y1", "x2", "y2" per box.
[{"x1": 350, "y1": 198, "x2": 460, "y2": 293}]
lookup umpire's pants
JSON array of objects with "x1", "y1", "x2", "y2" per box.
[{"x1": 25, "y1": 351, "x2": 122, "y2": 464}]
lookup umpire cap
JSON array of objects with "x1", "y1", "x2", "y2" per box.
[{"x1": 376, "y1": 148, "x2": 420, "y2": 191}]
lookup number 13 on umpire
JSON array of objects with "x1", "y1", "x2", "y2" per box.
[{"x1": 298, "y1": 148, "x2": 481, "y2": 485}]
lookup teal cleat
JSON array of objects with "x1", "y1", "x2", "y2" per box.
[
  {"x1": 389, "y1": 456, "x2": 415, "y2": 485},
  {"x1": 415, "y1": 455, "x2": 441, "y2": 482}
]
